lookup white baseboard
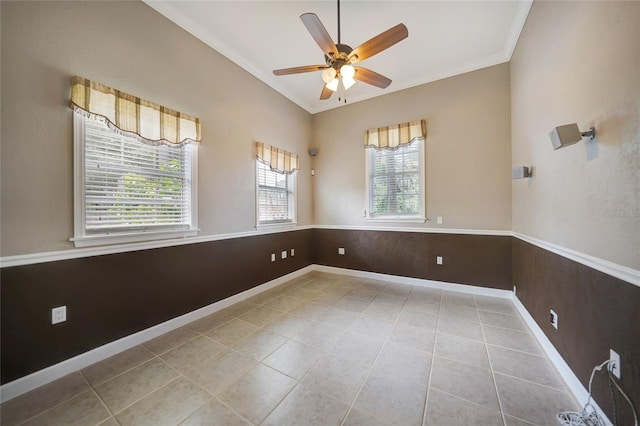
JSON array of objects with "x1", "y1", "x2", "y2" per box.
[
  {"x1": 511, "y1": 295, "x2": 613, "y2": 426},
  {"x1": 0, "y1": 265, "x2": 314, "y2": 403},
  {"x1": 314, "y1": 265, "x2": 513, "y2": 299}
]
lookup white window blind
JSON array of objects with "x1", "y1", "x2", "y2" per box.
[
  {"x1": 257, "y1": 161, "x2": 295, "y2": 224},
  {"x1": 368, "y1": 138, "x2": 424, "y2": 217},
  {"x1": 73, "y1": 115, "x2": 197, "y2": 246}
]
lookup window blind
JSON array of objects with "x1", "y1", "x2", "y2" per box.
[
  {"x1": 83, "y1": 118, "x2": 192, "y2": 232},
  {"x1": 257, "y1": 161, "x2": 292, "y2": 223},
  {"x1": 369, "y1": 139, "x2": 422, "y2": 215}
]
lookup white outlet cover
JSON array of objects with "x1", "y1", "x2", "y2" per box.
[
  {"x1": 291, "y1": 248, "x2": 295, "y2": 256},
  {"x1": 437, "y1": 216, "x2": 443, "y2": 224},
  {"x1": 338, "y1": 247, "x2": 345, "y2": 255},
  {"x1": 550, "y1": 309, "x2": 558, "y2": 329},
  {"x1": 271, "y1": 253, "x2": 276, "y2": 262},
  {"x1": 609, "y1": 349, "x2": 621, "y2": 379},
  {"x1": 52, "y1": 306, "x2": 66, "y2": 324},
  {"x1": 436, "y1": 256, "x2": 443, "y2": 265},
  {"x1": 281, "y1": 250, "x2": 287, "y2": 259}
]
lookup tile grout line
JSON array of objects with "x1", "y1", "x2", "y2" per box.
[
  {"x1": 79, "y1": 370, "x2": 121, "y2": 425},
  {"x1": 421, "y1": 289, "x2": 443, "y2": 426},
  {"x1": 477, "y1": 294, "x2": 509, "y2": 426}
]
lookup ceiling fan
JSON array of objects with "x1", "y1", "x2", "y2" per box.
[{"x1": 273, "y1": 0, "x2": 408, "y2": 101}]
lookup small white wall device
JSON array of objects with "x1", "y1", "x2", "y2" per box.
[
  {"x1": 512, "y1": 166, "x2": 531, "y2": 179},
  {"x1": 549, "y1": 123, "x2": 595, "y2": 150}
]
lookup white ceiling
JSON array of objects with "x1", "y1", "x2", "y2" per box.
[{"x1": 145, "y1": 1, "x2": 532, "y2": 114}]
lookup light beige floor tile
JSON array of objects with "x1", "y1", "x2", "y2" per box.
[
  {"x1": 361, "y1": 300, "x2": 403, "y2": 322},
  {"x1": 349, "y1": 315, "x2": 393, "y2": 340},
  {"x1": 302, "y1": 355, "x2": 368, "y2": 405},
  {"x1": 263, "y1": 340, "x2": 325, "y2": 379},
  {"x1": 179, "y1": 398, "x2": 251, "y2": 425},
  {"x1": 504, "y1": 414, "x2": 538, "y2": 426},
  {"x1": 424, "y1": 389, "x2": 504, "y2": 426},
  {"x1": 483, "y1": 325, "x2": 543, "y2": 355},
  {"x1": 95, "y1": 358, "x2": 179, "y2": 414},
  {"x1": 479, "y1": 311, "x2": 527, "y2": 331},
  {"x1": 82, "y1": 345, "x2": 154, "y2": 386},
  {"x1": 442, "y1": 291, "x2": 477, "y2": 308},
  {"x1": 342, "y1": 408, "x2": 391, "y2": 426},
  {"x1": 206, "y1": 318, "x2": 258, "y2": 346},
  {"x1": 187, "y1": 310, "x2": 233, "y2": 333},
  {"x1": 288, "y1": 302, "x2": 328, "y2": 320},
  {"x1": 488, "y1": 345, "x2": 565, "y2": 390},
  {"x1": 330, "y1": 331, "x2": 384, "y2": 367},
  {"x1": 403, "y1": 298, "x2": 440, "y2": 315},
  {"x1": 97, "y1": 417, "x2": 119, "y2": 426},
  {"x1": 263, "y1": 314, "x2": 314, "y2": 337},
  {"x1": 389, "y1": 322, "x2": 436, "y2": 353},
  {"x1": 0, "y1": 372, "x2": 90, "y2": 426},
  {"x1": 352, "y1": 373, "x2": 427, "y2": 426},
  {"x1": 372, "y1": 292, "x2": 407, "y2": 307},
  {"x1": 286, "y1": 286, "x2": 320, "y2": 301},
  {"x1": 262, "y1": 385, "x2": 349, "y2": 426},
  {"x1": 495, "y1": 373, "x2": 579, "y2": 426},
  {"x1": 144, "y1": 326, "x2": 199, "y2": 355},
  {"x1": 21, "y1": 390, "x2": 110, "y2": 426},
  {"x1": 430, "y1": 356, "x2": 500, "y2": 410},
  {"x1": 381, "y1": 283, "x2": 413, "y2": 297},
  {"x1": 475, "y1": 295, "x2": 518, "y2": 316},
  {"x1": 181, "y1": 349, "x2": 256, "y2": 395},
  {"x1": 115, "y1": 377, "x2": 210, "y2": 426},
  {"x1": 408, "y1": 286, "x2": 442, "y2": 303},
  {"x1": 396, "y1": 309, "x2": 438, "y2": 330},
  {"x1": 371, "y1": 342, "x2": 432, "y2": 385},
  {"x1": 218, "y1": 364, "x2": 296, "y2": 424},
  {"x1": 439, "y1": 304, "x2": 480, "y2": 323},
  {"x1": 437, "y1": 315, "x2": 485, "y2": 341},
  {"x1": 316, "y1": 307, "x2": 360, "y2": 329},
  {"x1": 161, "y1": 335, "x2": 225, "y2": 371},
  {"x1": 308, "y1": 291, "x2": 344, "y2": 304},
  {"x1": 231, "y1": 329, "x2": 287, "y2": 361},
  {"x1": 333, "y1": 296, "x2": 372, "y2": 313},
  {"x1": 264, "y1": 296, "x2": 307, "y2": 313},
  {"x1": 292, "y1": 321, "x2": 345, "y2": 351},
  {"x1": 435, "y1": 333, "x2": 490, "y2": 369},
  {"x1": 238, "y1": 305, "x2": 283, "y2": 326},
  {"x1": 345, "y1": 287, "x2": 379, "y2": 302}
]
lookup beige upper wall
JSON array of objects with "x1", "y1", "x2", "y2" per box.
[
  {"x1": 312, "y1": 63, "x2": 512, "y2": 231},
  {"x1": 511, "y1": 1, "x2": 640, "y2": 269},
  {"x1": 0, "y1": 1, "x2": 313, "y2": 256}
]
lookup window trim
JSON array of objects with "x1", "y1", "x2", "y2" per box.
[
  {"x1": 71, "y1": 114, "x2": 199, "y2": 248},
  {"x1": 255, "y1": 160, "x2": 297, "y2": 230},
  {"x1": 364, "y1": 137, "x2": 427, "y2": 223}
]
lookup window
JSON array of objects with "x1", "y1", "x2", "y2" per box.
[
  {"x1": 365, "y1": 137, "x2": 426, "y2": 221},
  {"x1": 256, "y1": 161, "x2": 296, "y2": 226},
  {"x1": 72, "y1": 114, "x2": 198, "y2": 246}
]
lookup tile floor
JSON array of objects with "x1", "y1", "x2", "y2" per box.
[{"x1": 1, "y1": 272, "x2": 579, "y2": 426}]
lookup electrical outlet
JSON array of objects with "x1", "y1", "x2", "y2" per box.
[
  {"x1": 338, "y1": 247, "x2": 345, "y2": 255},
  {"x1": 437, "y1": 216, "x2": 443, "y2": 224},
  {"x1": 513, "y1": 285, "x2": 517, "y2": 295},
  {"x1": 436, "y1": 256, "x2": 443, "y2": 265},
  {"x1": 271, "y1": 253, "x2": 276, "y2": 262},
  {"x1": 281, "y1": 250, "x2": 287, "y2": 259},
  {"x1": 291, "y1": 248, "x2": 295, "y2": 257},
  {"x1": 549, "y1": 309, "x2": 558, "y2": 330},
  {"x1": 609, "y1": 349, "x2": 621, "y2": 379},
  {"x1": 52, "y1": 306, "x2": 66, "y2": 324}
]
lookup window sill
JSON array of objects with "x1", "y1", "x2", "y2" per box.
[
  {"x1": 365, "y1": 217, "x2": 428, "y2": 224},
  {"x1": 255, "y1": 221, "x2": 298, "y2": 231},
  {"x1": 71, "y1": 228, "x2": 199, "y2": 248}
]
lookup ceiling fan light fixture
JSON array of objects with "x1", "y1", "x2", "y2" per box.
[
  {"x1": 342, "y1": 76, "x2": 356, "y2": 90},
  {"x1": 326, "y1": 77, "x2": 339, "y2": 92},
  {"x1": 340, "y1": 64, "x2": 355, "y2": 80},
  {"x1": 321, "y1": 68, "x2": 337, "y2": 83}
]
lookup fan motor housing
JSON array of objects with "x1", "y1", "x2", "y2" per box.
[{"x1": 326, "y1": 43, "x2": 354, "y2": 69}]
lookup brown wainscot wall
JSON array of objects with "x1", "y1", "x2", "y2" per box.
[
  {"x1": 0, "y1": 229, "x2": 313, "y2": 384},
  {"x1": 512, "y1": 238, "x2": 640, "y2": 425}
]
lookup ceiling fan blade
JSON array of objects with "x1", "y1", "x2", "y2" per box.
[
  {"x1": 353, "y1": 66, "x2": 392, "y2": 88},
  {"x1": 349, "y1": 23, "x2": 408, "y2": 63},
  {"x1": 273, "y1": 65, "x2": 327, "y2": 76},
  {"x1": 320, "y1": 85, "x2": 333, "y2": 100},
  {"x1": 300, "y1": 13, "x2": 338, "y2": 57}
]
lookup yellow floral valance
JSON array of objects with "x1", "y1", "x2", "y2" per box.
[
  {"x1": 255, "y1": 141, "x2": 299, "y2": 174},
  {"x1": 364, "y1": 119, "x2": 427, "y2": 149},
  {"x1": 69, "y1": 76, "x2": 201, "y2": 146}
]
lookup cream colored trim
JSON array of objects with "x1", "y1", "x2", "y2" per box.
[
  {"x1": 314, "y1": 224, "x2": 512, "y2": 236},
  {"x1": 513, "y1": 232, "x2": 640, "y2": 288},
  {"x1": 0, "y1": 225, "x2": 313, "y2": 268}
]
